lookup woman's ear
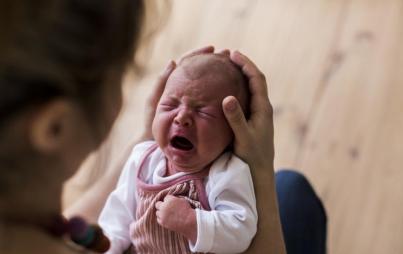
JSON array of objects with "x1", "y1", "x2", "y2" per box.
[{"x1": 29, "y1": 99, "x2": 78, "y2": 153}]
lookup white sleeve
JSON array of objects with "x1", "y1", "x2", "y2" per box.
[
  {"x1": 98, "y1": 141, "x2": 155, "y2": 254},
  {"x1": 189, "y1": 154, "x2": 258, "y2": 254}
]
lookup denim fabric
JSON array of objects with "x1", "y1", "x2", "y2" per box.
[{"x1": 276, "y1": 170, "x2": 327, "y2": 254}]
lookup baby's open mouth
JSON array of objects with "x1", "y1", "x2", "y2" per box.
[{"x1": 170, "y1": 136, "x2": 194, "y2": 151}]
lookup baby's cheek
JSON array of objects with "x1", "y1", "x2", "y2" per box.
[
  {"x1": 152, "y1": 114, "x2": 168, "y2": 144},
  {"x1": 205, "y1": 123, "x2": 232, "y2": 147},
  {"x1": 151, "y1": 116, "x2": 159, "y2": 139},
  {"x1": 216, "y1": 117, "x2": 233, "y2": 136},
  {"x1": 219, "y1": 122, "x2": 234, "y2": 146}
]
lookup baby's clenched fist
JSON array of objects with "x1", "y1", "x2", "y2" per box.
[{"x1": 155, "y1": 195, "x2": 197, "y2": 243}]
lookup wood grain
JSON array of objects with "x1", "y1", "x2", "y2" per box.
[{"x1": 64, "y1": 1, "x2": 403, "y2": 253}]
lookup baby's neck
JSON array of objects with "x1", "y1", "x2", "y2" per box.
[
  {"x1": 166, "y1": 161, "x2": 177, "y2": 176},
  {"x1": 165, "y1": 160, "x2": 209, "y2": 176}
]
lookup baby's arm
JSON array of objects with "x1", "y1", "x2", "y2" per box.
[
  {"x1": 98, "y1": 142, "x2": 153, "y2": 253},
  {"x1": 193, "y1": 155, "x2": 257, "y2": 253},
  {"x1": 155, "y1": 154, "x2": 257, "y2": 253}
]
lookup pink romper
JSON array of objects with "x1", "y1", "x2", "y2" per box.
[{"x1": 130, "y1": 144, "x2": 211, "y2": 254}]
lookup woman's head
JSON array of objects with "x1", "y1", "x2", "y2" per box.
[
  {"x1": 0, "y1": 0, "x2": 145, "y2": 214},
  {"x1": 1, "y1": 0, "x2": 145, "y2": 135}
]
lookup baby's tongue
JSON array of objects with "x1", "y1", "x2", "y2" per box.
[{"x1": 171, "y1": 136, "x2": 193, "y2": 151}]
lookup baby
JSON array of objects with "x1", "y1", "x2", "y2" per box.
[{"x1": 99, "y1": 54, "x2": 257, "y2": 253}]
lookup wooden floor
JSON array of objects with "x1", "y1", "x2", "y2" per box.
[{"x1": 64, "y1": 1, "x2": 403, "y2": 253}]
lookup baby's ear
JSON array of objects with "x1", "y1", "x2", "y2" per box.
[{"x1": 29, "y1": 99, "x2": 78, "y2": 153}]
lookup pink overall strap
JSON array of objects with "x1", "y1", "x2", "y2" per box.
[{"x1": 136, "y1": 143, "x2": 159, "y2": 180}]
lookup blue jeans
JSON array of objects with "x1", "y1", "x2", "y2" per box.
[{"x1": 276, "y1": 170, "x2": 327, "y2": 254}]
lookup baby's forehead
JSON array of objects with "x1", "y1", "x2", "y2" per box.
[
  {"x1": 165, "y1": 54, "x2": 249, "y2": 112},
  {"x1": 179, "y1": 54, "x2": 241, "y2": 83}
]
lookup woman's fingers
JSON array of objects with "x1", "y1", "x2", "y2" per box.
[
  {"x1": 222, "y1": 96, "x2": 249, "y2": 150},
  {"x1": 140, "y1": 60, "x2": 176, "y2": 141},
  {"x1": 178, "y1": 45, "x2": 215, "y2": 64},
  {"x1": 177, "y1": 46, "x2": 230, "y2": 65},
  {"x1": 225, "y1": 51, "x2": 275, "y2": 166},
  {"x1": 150, "y1": 60, "x2": 176, "y2": 106},
  {"x1": 230, "y1": 51, "x2": 268, "y2": 94},
  {"x1": 230, "y1": 50, "x2": 271, "y2": 116},
  {"x1": 217, "y1": 49, "x2": 230, "y2": 56}
]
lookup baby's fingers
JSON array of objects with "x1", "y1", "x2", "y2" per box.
[{"x1": 155, "y1": 201, "x2": 163, "y2": 210}]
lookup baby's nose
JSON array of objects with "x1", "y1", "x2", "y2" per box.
[{"x1": 174, "y1": 110, "x2": 193, "y2": 127}]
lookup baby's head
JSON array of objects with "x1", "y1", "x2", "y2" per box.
[{"x1": 152, "y1": 53, "x2": 249, "y2": 173}]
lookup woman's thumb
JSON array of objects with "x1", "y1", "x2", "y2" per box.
[{"x1": 222, "y1": 96, "x2": 248, "y2": 139}]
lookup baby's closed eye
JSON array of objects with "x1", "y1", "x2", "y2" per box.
[
  {"x1": 159, "y1": 102, "x2": 178, "y2": 111},
  {"x1": 196, "y1": 107, "x2": 218, "y2": 118}
]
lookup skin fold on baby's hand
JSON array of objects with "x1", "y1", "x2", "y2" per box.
[{"x1": 155, "y1": 195, "x2": 198, "y2": 243}]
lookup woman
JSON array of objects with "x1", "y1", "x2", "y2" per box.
[{"x1": 0, "y1": 0, "x2": 325, "y2": 253}]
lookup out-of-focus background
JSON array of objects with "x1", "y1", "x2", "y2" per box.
[{"x1": 64, "y1": 1, "x2": 403, "y2": 253}]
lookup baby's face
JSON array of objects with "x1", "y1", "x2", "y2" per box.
[{"x1": 152, "y1": 65, "x2": 238, "y2": 173}]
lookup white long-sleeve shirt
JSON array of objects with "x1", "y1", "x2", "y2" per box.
[{"x1": 99, "y1": 141, "x2": 257, "y2": 253}]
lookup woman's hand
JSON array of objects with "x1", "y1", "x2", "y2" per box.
[
  {"x1": 139, "y1": 46, "x2": 215, "y2": 141},
  {"x1": 223, "y1": 51, "x2": 286, "y2": 254},
  {"x1": 139, "y1": 60, "x2": 176, "y2": 141},
  {"x1": 223, "y1": 50, "x2": 275, "y2": 170}
]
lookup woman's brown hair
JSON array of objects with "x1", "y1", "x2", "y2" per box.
[{"x1": 0, "y1": 0, "x2": 145, "y2": 124}]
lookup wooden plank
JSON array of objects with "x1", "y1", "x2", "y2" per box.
[{"x1": 298, "y1": 0, "x2": 403, "y2": 253}]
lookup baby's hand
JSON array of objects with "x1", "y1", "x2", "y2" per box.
[{"x1": 155, "y1": 195, "x2": 197, "y2": 243}]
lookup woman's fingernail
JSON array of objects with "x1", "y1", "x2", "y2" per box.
[
  {"x1": 235, "y1": 50, "x2": 245, "y2": 58},
  {"x1": 231, "y1": 50, "x2": 242, "y2": 61},
  {"x1": 225, "y1": 99, "x2": 237, "y2": 112}
]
